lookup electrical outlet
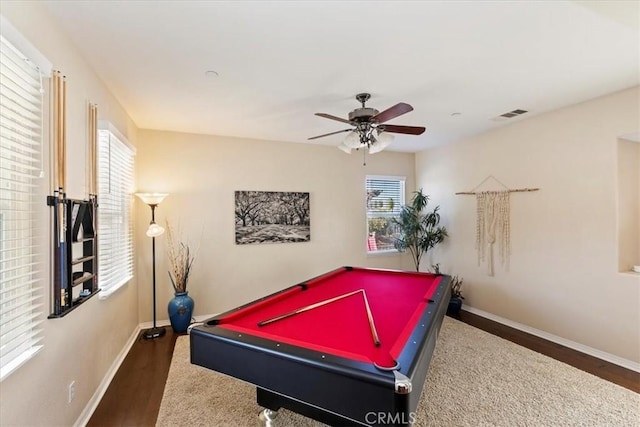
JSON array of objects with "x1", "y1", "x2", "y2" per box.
[{"x1": 68, "y1": 380, "x2": 75, "y2": 403}]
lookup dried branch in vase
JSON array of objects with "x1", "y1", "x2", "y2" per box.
[{"x1": 166, "y1": 220, "x2": 197, "y2": 293}]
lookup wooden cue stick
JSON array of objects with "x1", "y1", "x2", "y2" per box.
[
  {"x1": 257, "y1": 289, "x2": 362, "y2": 327},
  {"x1": 54, "y1": 73, "x2": 60, "y2": 189},
  {"x1": 89, "y1": 104, "x2": 95, "y2": 195},
  {"x1": 93, "y1": 105, "x2": 97, "y2": 195},
  {"x1": 360, "y1": 290, "x2": 380, "y2": 346},
  {"x1": 56, "y1": 73, "x2": 60, "y2": 187},
  {"x1": 87, "y1": 104, "x2": 90, "y2": 193},
  {"x1": 56, "y1": 72, "x2": 64, "y2": 190},
  {"x1": 61, "y1": 76, "x2": 66, "y2": 189},
  {"x1": 92, "y1": 105, "x2": 95, "y2": 194},
  {"x1": 88, "y1": 104, "x2": 91, "y2": 194},
  {"x1": 55, "y1": 73, "x2": 65, "y2": 244},
  {"x1": 93, "y1": 104, "x2": 97, "y2": 194},
  {"x1": 53, "y1": 73, "x2": 56, "y2": 188},
  {"x1": 93, "y1": 105, "x2": 97, "y2": 194},
  {"x1": 52, "y1": 74, "x2": 56, "y2": 188}
]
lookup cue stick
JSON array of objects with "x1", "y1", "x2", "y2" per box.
[
  {"x1": 257, "y1": 289, "x2": 362, "y2": 327},
  {"x1": 360, "y1": 290, "x2": 381, "y2": 347},
  {"x1": 61, "y1": 74, "x2": 67, "y2": 189}
]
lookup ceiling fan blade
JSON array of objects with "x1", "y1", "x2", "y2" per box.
[
  {"x1": 381, "y1": 124, "x2": 426, "y2": 135},
  {"x1": 315, "y1": 113, "x2": 351, "y2": 124},
  {"x1": 308, "y1": 128, "x2": 352, "y2": 140},
  {"x1": 371, "y1": 103, "x2": 413, "y2": 124}
]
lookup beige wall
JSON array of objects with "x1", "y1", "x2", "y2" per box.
[
  {"x1": 617, "y1": 138, "x2": 640, "y2": 272},
  {"x1": 0, "y1": 3, "x2": 140, "y2": 426},
  {"x1": 416, "y1": 87, "x2": 640, "y2": 363},
  {"x1": 136, "y1": 130, "x2": 416, "y2": 321}
]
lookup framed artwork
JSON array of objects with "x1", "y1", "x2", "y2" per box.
[{"x1": 235, "y1": 191, "x2": 310, "y2": 245}]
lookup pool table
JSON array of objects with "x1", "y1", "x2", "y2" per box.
[{"x1": 190, "y1": 266, "x2": 451, "y2": 426}]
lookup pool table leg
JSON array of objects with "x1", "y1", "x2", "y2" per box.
[
  {"x1": 258, "y1": 408, "x2": 279, "y2": 425},
  {"x1": 257, "y1": 387, "x2": 357, "y2": 426}
]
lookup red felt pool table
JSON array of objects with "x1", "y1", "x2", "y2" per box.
[{"x1": 190, "y1": 266, "x2": 451, "y2": 426}]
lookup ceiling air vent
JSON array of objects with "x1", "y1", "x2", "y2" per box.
[{"x1": 491, "y1": 109, "x2": 528, "y2": 122}]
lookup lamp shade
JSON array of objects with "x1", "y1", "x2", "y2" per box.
[
  {"x1": 369, "y1": 132, "x2": 394, "y2": 154},
  {"x1": 337, "y1": 143, "x2": 352, "y2": 154},
  {"x1": 135, "y1": 192, "x2": 169, "y2": 205},
  {"x1": 376, "y1": 131, "x2": 394, "y2": 146},
  {"x1": 146, "y1": 222, "x2": 165, "y2": 237},
  {"x1": 343, "y1": 131, "x2": 362, "y2": 149}
]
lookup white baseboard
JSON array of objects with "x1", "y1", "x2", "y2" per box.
[
  {"x1": 463, "y1": 305, "x2": 640, "y2": 373},
  {"x1": 74, "y1": 325, "x2": 142, "y2": 427}
]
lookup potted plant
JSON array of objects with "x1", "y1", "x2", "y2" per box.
[
  {"x1": 166, "y1": 221, "x2": 196, "y2": 333},
  {"x1": 392, "y1": 189, "x2": 448, "y2": 272},
  {"x1": 448, "y1": 275, "x2": 464, "y2": 315},
  {"x1": 431, "y1": 264, "x2": 464, "y2": 315}
]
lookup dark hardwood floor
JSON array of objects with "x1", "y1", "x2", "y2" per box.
[
  {"x1": 87, "y1": 327, "x2": 180, "y2": 427},
  {"x1": 87, "y1": 310, "x2": 639, "y2": 426}
]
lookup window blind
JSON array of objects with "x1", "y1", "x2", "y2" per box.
[
  {"x1": 366, "y1": 176, "x2": 405, "y2": 253},
  {"x1": 97, "y1": 129, "x2": 135, "y2": 298},
  {"x1": 0, "y1": 35, "x2": 45, "y2": 380},
  {"x1": 366, "y1": 178, "x2": 405, "y2": 217}
]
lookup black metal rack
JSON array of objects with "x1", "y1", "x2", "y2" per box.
[{"x1": 48, "y1": 196, "x2": 99, "y2": 318}]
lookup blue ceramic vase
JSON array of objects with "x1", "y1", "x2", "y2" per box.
[{"x1": 168, "y1": 291, "x2": 194, "y2": 333}]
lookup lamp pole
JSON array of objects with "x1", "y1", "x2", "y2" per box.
[
  {"x1": 143, "y1": 203, "x2": 165, "y2": 339},
  {"x1": 136, "y1": 192, "x2": 169, "y2": 340}
]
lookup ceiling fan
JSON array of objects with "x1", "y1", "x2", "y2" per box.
[{"x1": 309, "y1": 93, "x2": 426, "y2": 154}]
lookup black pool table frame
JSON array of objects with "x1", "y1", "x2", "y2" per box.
[{"x1": 190, "y1": 267, "x2": 451, "y2": 426}]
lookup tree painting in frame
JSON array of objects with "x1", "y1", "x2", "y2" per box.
[{"x1": 235, "y1": 191, "x2": 310, "y2": 244}]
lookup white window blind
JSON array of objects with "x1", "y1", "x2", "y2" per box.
[
  {"x1": 366, "y1": 176, "x2": 405, "y2": 253},
  {"x1": 97, "y1": 128, "x2": 135, "y2": 299},
  {"x1": 0, "y1": 35, "x2": 45, "y2": 381}
]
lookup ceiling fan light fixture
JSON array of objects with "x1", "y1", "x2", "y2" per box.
[
  {"x1": 368, "y1": 131, "x2": 393, "y2": 154},
  {"x1": 343, "y1": 131, "x2": 361, "y2": 149},
  {"x1": 376, "y1": 130, "x2": 394, "y2": 146},
  {"x1": 310, "y1": 93, "x2": 425, "y2": 160},
  {"x1": 337, "y1": 143, "x2": 352, "y2": 154},
  {"x1": 368, "y1": 143, "x2": 383, "y2": 155}
]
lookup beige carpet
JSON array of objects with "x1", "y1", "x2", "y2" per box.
[{"x1": 157, "y1": 317, "x2": 639, "y2": 426}]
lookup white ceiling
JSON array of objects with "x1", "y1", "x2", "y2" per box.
[{"x1": 42, "y1": 0, "x2": 639, "y2": 152}]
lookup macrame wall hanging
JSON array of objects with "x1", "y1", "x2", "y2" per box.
[{"x1": 456, "y1": 176, "x2": 539, "y2": 276}]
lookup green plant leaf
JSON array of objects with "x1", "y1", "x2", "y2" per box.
[{"x1": 392, "y1": 189, "x2": 447, "y2": 271}]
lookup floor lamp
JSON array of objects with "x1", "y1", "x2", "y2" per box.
[{"x1": 136, "y1": 192, "x2": 169, "y2": 340}]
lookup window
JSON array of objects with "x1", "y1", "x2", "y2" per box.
[
  {"x1": 0, "y1": 35, "x2": 46, "y2": 380},
  {"x1": 97, "y1": 126, "x2": 135, "y2": 299},
  {"x1": 366, "y1": 176, "x2": 405, "y2": 253}
]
